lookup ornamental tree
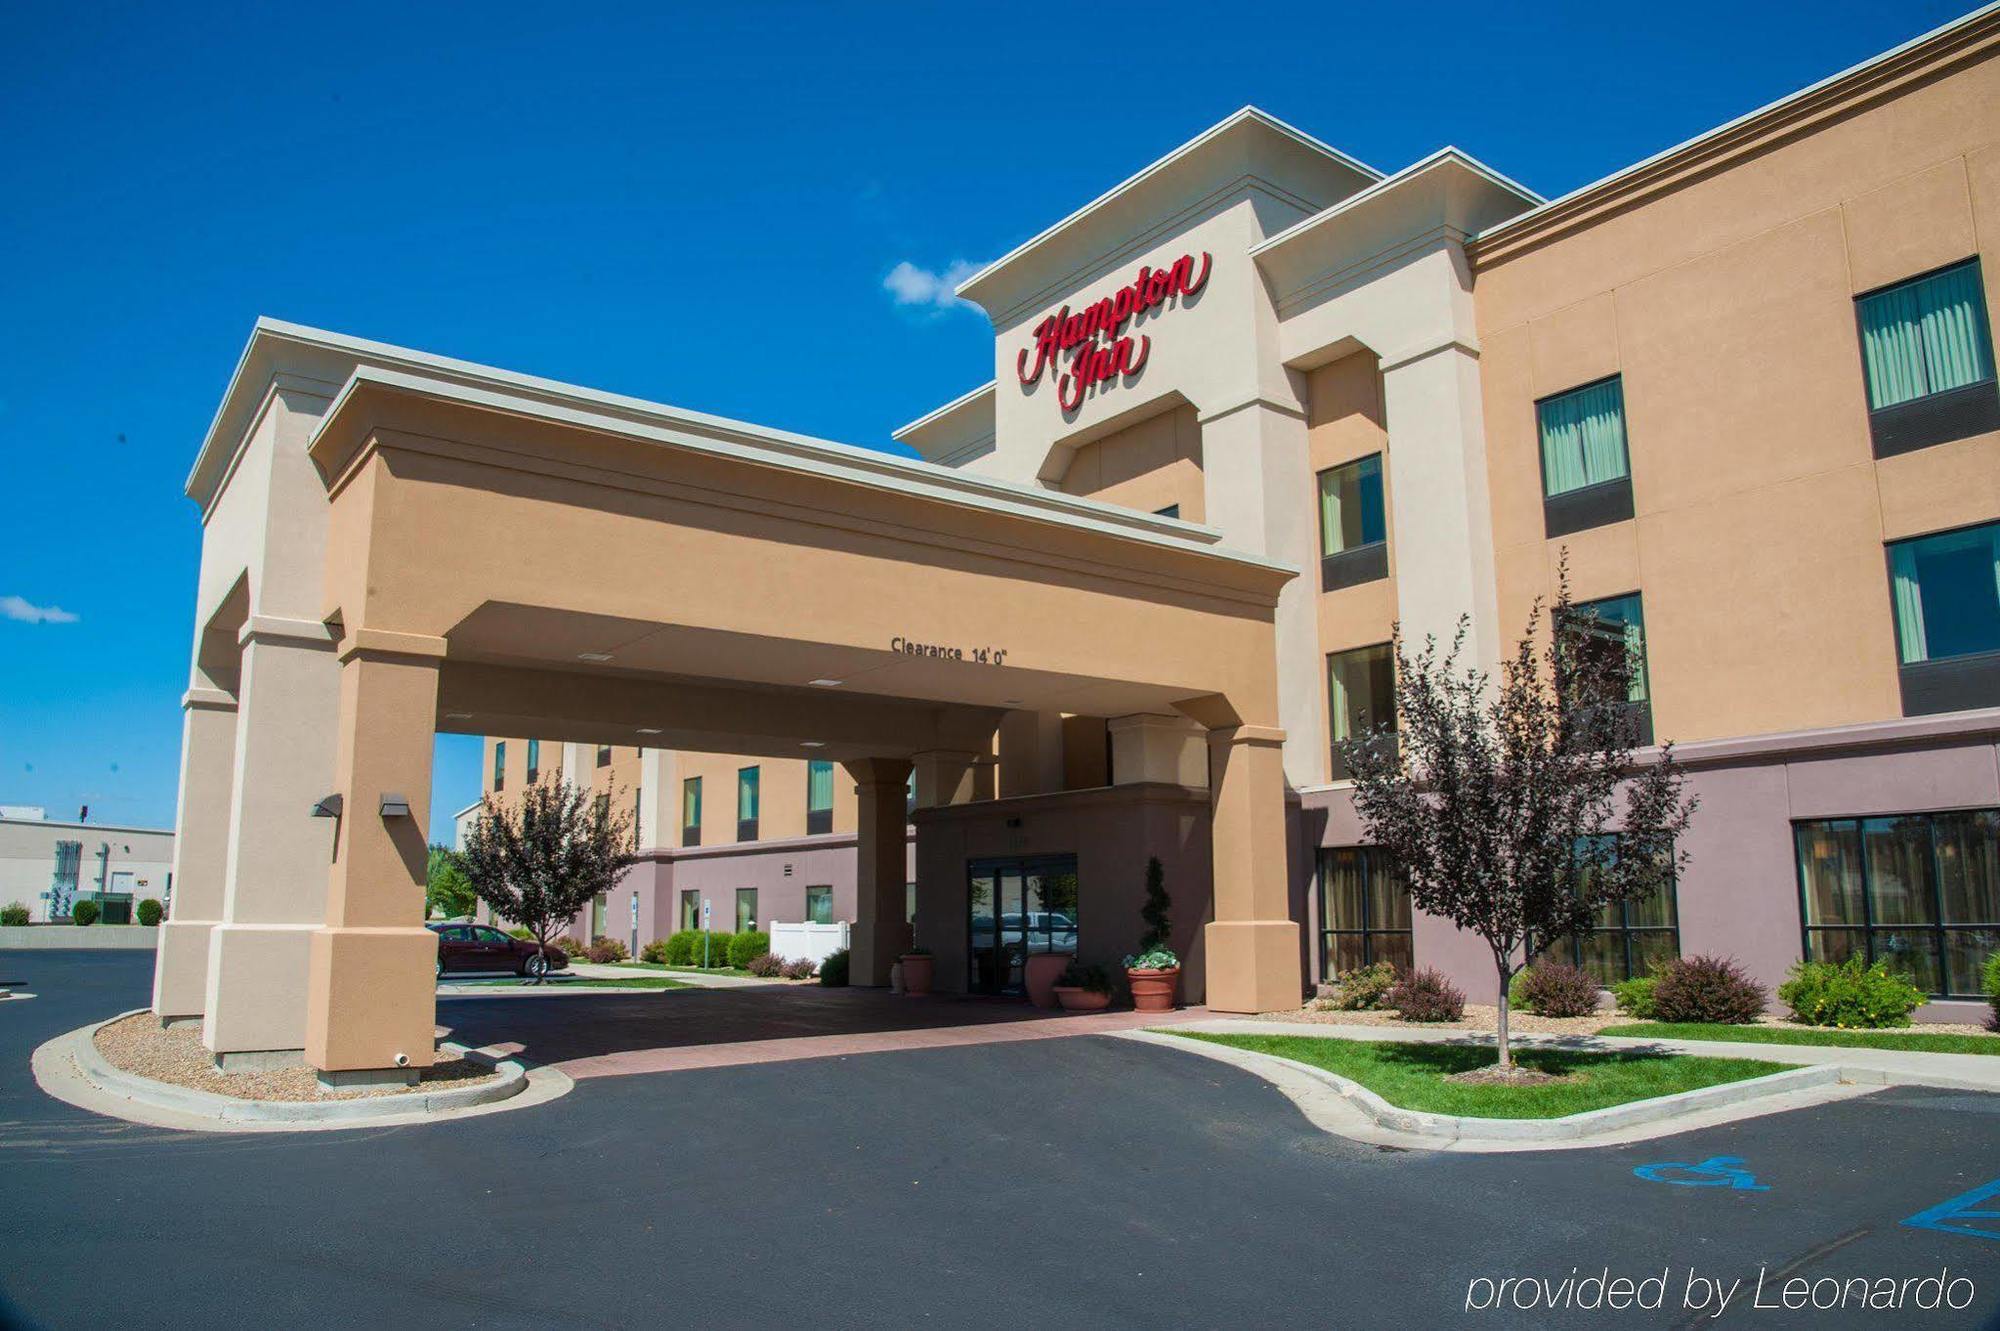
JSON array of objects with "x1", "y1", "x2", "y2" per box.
[
  {"x1": 425, "y1": 844, "x2": 478, "y2": 921},
  {"x1": 459, "y1": 778, "x2": 636, "y2": 978},
  {"x1": 1338, "y1": 562, "x2": 1696, "y2": 1073}
]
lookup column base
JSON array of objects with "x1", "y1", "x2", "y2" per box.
[
  {"x1": 151, "y1": 918, "x2": 219, "y2": 1021},
  {"x1": 213, "y1": 1048, "x2": 305, "y2": 1072},
  {"x1": 304, "y1": 926, "x2": 438, "y2": 1074},
  {"x1": 316, "y1": 1066, "x2": 418, "y2": 1091},
  {"x1": 1202, "y1": 920, "x2": 1303, "y2": 1014},
  {"x1": 202, "y1": 922, "x2": 318, "y2": 1056}
]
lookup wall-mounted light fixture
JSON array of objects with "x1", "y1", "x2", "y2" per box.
[
  {"x1": 379, "y1": 793, "x2": 411, "y2": 819},
  {"x1": 311, "y1": 794, "x2": 344, "y2": 819}
]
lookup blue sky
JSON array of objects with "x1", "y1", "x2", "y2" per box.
[{"x1": 0, "y1": 0, "x2": 1971, "y2": 831}]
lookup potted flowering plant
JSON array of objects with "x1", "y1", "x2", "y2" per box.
[
  {"x1": 900, "y1": 944, "x2": 935, "y2": 997},
  {"x1": 1052, "y1": 960, "x2": 1112, "y2": 1012},
  {"x1": 1123, "y1": 856, "x2": 1180, "y2": 1012}
]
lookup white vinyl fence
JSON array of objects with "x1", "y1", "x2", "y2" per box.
[{"x1": 768, "y1": 921, "x2": 849, "y2": 966}]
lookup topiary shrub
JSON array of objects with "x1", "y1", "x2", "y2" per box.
[
  {"x1": 781, "y1": 956, "x2": 817, "y2": 980},
  {"x1": 1985, "y1": 953, "x2": 2000, "y2": 1033},
  {"x1": 699, "y1": 931, "x2": 738, "y2": 966},
  {"x1": 1653, "y1": 954, "x2": 1768, "y2": 1024},
  {"x1": 729, "y1": 930, "x2": 770, "y2": 969},
  {"x1": 1515, "y1": 960, "x2": 1600, "y2": 1017},
  {"x1": 586, "y1": 936, "x2": 629, "y2": 964},
  {"x1": 136, "y1": 898, "x2": 164, "y2": 927},
  {"x1": 1388, "y1": 967, "x2": 1463, "y2": 1022},
  {"x1": 745, "y1": 952, "x2": 785, "y2": 977},
  {"x1": 72, "y1": 899, "x2": 100, "y2": 927},
  {"x1": 1612, "y1": 974, "x2": 1659, "y2": 1019},
  {"x1": 663, "y1": 930, "x2": 698, "y2": 965},
  {"x1": 819, "y1": 947, "x2": 850, "y2": 987},
  {"x1": 1, "y1": 902, "x2": 30, "y2": 927},
  {"x1": 1324, "y1": 960, "x2": 1396, "y2": 1011},
  {"x1": 639, "y1": 938, "x2": 672, "y2": 965},
  {"x1": 555, "y1": 935, "x2": 587, "y2": 959},
  {"x1": 1778, "y1": 956, "x2": 1924, "y2": 1029}
]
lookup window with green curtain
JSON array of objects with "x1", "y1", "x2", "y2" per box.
[
  {"x1": 1567, "y1": 593, "x2": 1650, "y2": 703},
  {"x1": 1317, "y1": 455, "x2": 1386, "y2": 556},
  {"x1": 735, "y1": 888, "x2": 758, "y2": 933},
  {"x1": 492, "y1": 741, "x2": 506, "y2": 791},
  {"x1": 525, "y1": 738, "x2": 540, "y2": 783},
  {"x1": 1318, "y1": 847, "x2": 1412, "y2": 976},
  {"x1": 681, "y1": 776, "x2": 701, "y2": 829},
  {"x1": 1887, "y1": 521, "x2": 2000, "y2": 665},
  {"x1": 1328, "y1": 643, "x2": 1395, "y2": 744},
  {"x1": 737, "y1": 767, "x2": 760, "y2": 821},
  {"x1": 1858, "y1": 260, "x2": 1996, "y2": 409},
  {"x1": 805, "y1": 885, "x2": 833, "y2": 924},
  {"x1": 1537, "y1": 377, "x2": 1630, "y2": 498},
  {"x1": 807, "y1": 760, "x2": 834, "y2": 814}
]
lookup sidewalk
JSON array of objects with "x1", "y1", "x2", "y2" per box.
[
  {"x1": 566, "y1": 963, "x2": 773, "y2": 988},
  {"x1": 1170, "y1": 1018, "x2": 2000, "y2": 1094}
]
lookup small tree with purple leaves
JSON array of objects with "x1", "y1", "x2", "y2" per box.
[
  {"x1": 460, "y1": 778, "x2": 636, "y2": 980},
  {"x1": 1338, "y1": 561, "x2": 1696, "y2": 1075}
]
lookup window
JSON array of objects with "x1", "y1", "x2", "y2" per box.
[
  {"x1": 633, "y1": 786, "x2": 643, "y2": 849},
  {"x1": 597, "y1": 744, "x2": 612, "y2": 767},
  {"x1": 1563, "y1": 592, "x2": 1654, "y2": 745},
  {"x1": 1317, "y1": 455, "x2": 1388, "y2": 591},
  {"x1": 805, "y1": 885, "x2": 834, "y2": 924},
  {"x1": 492, "y1": 741, "x2": 506, "y2": 793},
  {"x1": 807, "y1": 759, "x2": 834, "y2": 835},
  {"x1": 1319, "y1": 848, "x2": 1411, "y2": 976},
  {"x1": 1153, "y1": 504, "x2": 1181, "y2": 519},
  {"x1": 906, "y1": 881, "x2": 918, "y2": 925},
  {"x1": 525, "y1": 739, "x2": 541, "y2": 784},
  {"x1": 736, "y1": 766, "x2": 760, "y2": 841},
  {"x1": 1887, "y1": 521, "x2": 2000, "y2": 715},
  {"x1": 592, "y1": 793, "x2": 609, "y2": 825},
  {"x1": 679, "y1": 889, "x2": 699, "y2": 932},
  {"x1": 735, "y1": 888, "x2": 758, "y2": 933},
  {"x1": 1537, "y1": 377, "x2": 1634, "y2": 536},
  {"x1": 1547, "y1": 834, "x2": 1679, "y2": 984},
  {"x1": 1327, "y1": 643, "x2": 1395, "y2": 782},
  {"x1": 906, "y1": 770, "x2": 916, "y2": 817},
  {"x1": 1857, "y1": 259, "x2": 1999, "y2": 456},
  {"x1": 681, "y1": 776, "x2": 702, "y2": 847},
  {"x1": 590, "y1": 892, "x2": 606, "y2": 939},
  {"x1": 1796, "y1": 810, "x2": 2000, "y2": 998}
]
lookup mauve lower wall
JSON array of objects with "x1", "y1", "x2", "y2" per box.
[{"x1": 1303, "y1": 712, "x2": 2000, "y2": 1022}]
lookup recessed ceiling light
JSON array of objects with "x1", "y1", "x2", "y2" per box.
[
  {"x1": 808, "y1": 678, "x2": 843, "y2": 687},
  {"x1": 635, "y1": 727, "x2": 662, "y2": 735},
  {"x1": 1002, "y1": 699, "x2": 1024, "y2": 706},
  {"x1": 800, "y1": 741, "x2": 826, "y2": 748},
  {"x1": 578, "y1": 652, "x2": 614, "y2": 663},
  {"x1": 444, "y1": 712, "x2": 473, "y2": 720}
]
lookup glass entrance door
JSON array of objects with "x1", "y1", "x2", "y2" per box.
[{"x1": 968, "y1": 855, "x2": 1079, "y2": 995}]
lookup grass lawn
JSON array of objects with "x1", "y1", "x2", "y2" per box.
[
  {"x1": 1170, "y1": 1032, "x2": 1781, "y2": 1119},
  {"x1": 1600, "y1": 1022, "x2": 2000, "y2": 1056},
  {"x1": 623, "y1": 961, "x2": 762, "y2": 979}
]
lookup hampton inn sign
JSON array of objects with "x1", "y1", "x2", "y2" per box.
[{"x1": 1015, "y1": 251, "x2": 1211, "y2": 411}]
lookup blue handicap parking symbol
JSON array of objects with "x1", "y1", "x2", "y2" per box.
[
  {"x1": 1633, "y1": 1155, "x2": 1770, "y2": 1191},
  {"x1": 1903, "y1": 1179, "x2": 2000, "y2": 1242}
]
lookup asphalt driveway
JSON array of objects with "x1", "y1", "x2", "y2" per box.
[{"x1": 4, "y1": 950, "x2": 1999, "y2": 1329}]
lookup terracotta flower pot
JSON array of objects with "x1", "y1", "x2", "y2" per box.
[
  {"x1": 900, "y1": 953, "x2": 935, "y2": 996},
  {"x1": 1024, "y1": 952, "x2": 1073, "y2": 1009},
  {"x1": 1053, "y1": 985, "x2": 1111, "y2": 1012},
  {"x1": 1127, "y1": 966, "x2": 1181, "y2": 1013}
]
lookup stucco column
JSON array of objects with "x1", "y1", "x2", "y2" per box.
[
  {"x1": 1380, "y1": 343, "x2": 1502, "y2": 677},
  {"x1": 1203, "y1": 723, "x2": 1301, "y2": 1013},
  {"x1": 910, "y1": 749, "x2": 977, "y2": 809},
  {"x1": 303, "y1": 631, "x2": 444, "y2": 1086},
  {"x1": 201, "y1": 617, "x2": 341, "y2": 1065},
  {"x1": 845, "y1": 757, "x2": 913, "y2": 986},
  {"x1": 1196, "y1": 399, "x2": 1324, "y2": 788},
  {"x1": 996, "y1": 710, "x2": 1063, "y2": 798},
  {"x1": 151, "y1": 687, "x2": 237, "y2": 1024},
  {"x1": 1107, "y1": 714, "x2": 1207, "y2": 787}
]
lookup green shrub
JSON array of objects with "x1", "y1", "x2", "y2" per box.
[
  {"x1": 1612, "y1": 975, "x2": 1659, "y2": 1019},
  {"x1": 1506, "y1": 969, "x2": 1530, "y2": 1011},
  {"x1": 1984, "y1": 953, "x2": 2000, "y2": 1032},
  {"x1": 1, "y1": 902, "x2": 30, "y2": 927},
  {"x1": 72, "y1": 899, "x2": 101, "y2": 927},
  {"x1": 820, "y1": 947, "x2": 850, "y2": 987},
  {"x1": 586, "y1": 936, "x2": 629, "y2": 964},
  {"x1": 1653, "y1": 955, "x2": 1767, "y2": 1024},
  {"x1": 1515, "y1": 960, "x2": 1600, "y2": 1017},
  {"x1": 508, "y1": 926, "x2": 536, "y2": 941},
  {"x1": 1324, "y1": 961, "x2": 1396, "y2": 1011},
  {"x1": 1388, "y1": 967, "x2": 1463, "y2": 1022},
  {"x1": 136, "y1": 898, "x2": 164, "y2": 927},
  {"x1": 555, "y1": 935, "x2": 587, "y2": 959},
  {"x1": 1778, "y1": 956, "x2": 1924, "y2": 1029},
  {"x1": 639, "y1": 938, "x2": 672, "y2": 964},
  {"x1": 699, "y1": 931, "x2": 738, "y2": 966},
  {"x1": 729, "y1": 930, "x2": 770, "y2": 968}
]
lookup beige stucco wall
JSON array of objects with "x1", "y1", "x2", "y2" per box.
[
  {"x1": 1053, "y1": 403, "x2": 1205, "y2": 521},
  {"x1": 1473, "y1": 48, "x2": 2000, "y2": 744}
]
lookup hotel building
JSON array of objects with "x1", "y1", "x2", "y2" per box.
[{"x1": 160, "y1": 7, "x2": 2000, "y2": 1080}]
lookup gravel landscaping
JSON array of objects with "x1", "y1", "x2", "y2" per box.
[{"x1": 91, "y1": 1013, "x2": 501, "y2": 1102}]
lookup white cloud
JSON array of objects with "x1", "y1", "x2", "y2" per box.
[
  {"x1": 1, "y1": 595, "x2": 78, "y2": 624},
  {"x1": 883, "y1": 259, "x2": 984, "y2": 313}
]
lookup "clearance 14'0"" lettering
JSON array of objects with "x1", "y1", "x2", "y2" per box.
[{"x1": 1016, "y1": 252, "x2": 1210, "y2": 412}]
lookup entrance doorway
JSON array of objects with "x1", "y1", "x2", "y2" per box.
[{"x1": 967, "y1": 855, "x2": 1080, "y2": 995}]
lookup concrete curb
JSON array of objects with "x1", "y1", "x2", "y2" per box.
[
  {"x1": 1119, "y1": 1029, "x2": 1881, "y2": 1152},
  {"x1": 38, "y1": 1009, "x2": 568, "y2": 1131}
]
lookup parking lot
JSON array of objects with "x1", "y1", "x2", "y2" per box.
[{"x1": 4, "y1": 950, "x2": 1999, "y2": 1329}]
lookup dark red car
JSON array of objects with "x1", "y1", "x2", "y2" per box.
[{"x1": 428, "y1": 922, "x2": 569, "y2": 979}]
